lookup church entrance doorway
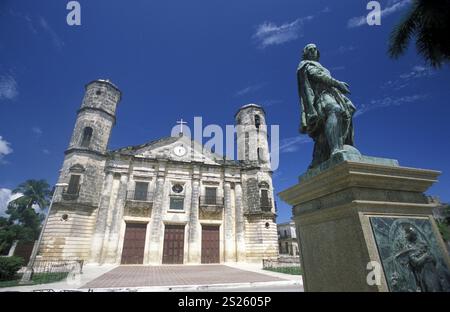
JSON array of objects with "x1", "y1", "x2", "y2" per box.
[
  {"x1": 162, "y1": 224, "x2": 185, "y2": 264},
  {"x1": 201, "y1": 225, "x2": 220, "y2": 263},
  {"x1": 121, "y1": 223, "x2": 147, "y2": 265}
]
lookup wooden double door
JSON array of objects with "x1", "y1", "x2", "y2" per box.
[
  {"x1": 121, "y1": 223, "x2": 147, "y2": 264},
  {"x1": 201, "y1": 225, "x2": 220, "y2": 264},
  {"x1": 162, "y1": 224, "x2": 185, "y2": 264}
]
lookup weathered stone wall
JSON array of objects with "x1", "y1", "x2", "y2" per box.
[
  {"x1": 81, "y1": 80, "x2": 121, "y2": 116},
  {"x1": 68, "y1": 110, "x2": 115, "y2": 154},
  {"x1": 244, "y1": 216, "x2": 278, "y2": 262},
  {"x1": 39, "y1": 203, "x2": 97, "y2": 261},
  {"x1": 236, "y1": 104, "x2": 267, "y2": 163},
  {"x1": 244, "y1": 177, "x2": 260, "y2": 212},
  {"x1": 39, "y1": 80, "x2": 121, "y2": 262},
  {"x1": 40, "y1": 92, "x2": 279, "y2": 265},
  {"x1": 56, "y1": 153, "x2": 106, "y2": 206}
]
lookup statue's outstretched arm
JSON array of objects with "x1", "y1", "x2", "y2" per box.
[
  {"x1": 306, "y1": 65, "x2": 351, "y2": 95},
  {"x1": 306, "y1": 65, "x2": 341, "y2": 88}
]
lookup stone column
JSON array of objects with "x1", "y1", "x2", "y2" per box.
[
  {"x1": 234, "y1": 183, "x2": 246, "y2": 262},
  {"x1": 90, "y1": 171, "x2": 114, "y2": 263},
  {"x1": 148, "y1": 163, "x2": 166, "y2": 264},
  {"x1": 103, "y1": 173, "x2": 128, "y2": 263},
  {"x1": 224, "y1": 181, "x2": 236, "y2": 262},
  {"x1": 188, "y1": 168, "x2": 201, "y2": 263}
]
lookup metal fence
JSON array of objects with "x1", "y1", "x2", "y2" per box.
[
  {"x1": 126, "y1": 190, "x2": 154, "y2": 202},
  {"x1": 200, "y1": 196, "x2": 224, "y2": 206},
  {"x1": 25, "y1": 260, "x2": 84, "y2": 284},
  {"x1": 263, "y1": 256, "x2": 301, "y2": 269}
]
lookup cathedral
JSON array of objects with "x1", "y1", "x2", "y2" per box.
[{"x1": 39, "y1": 79, "x2": 279, "y2": 265}]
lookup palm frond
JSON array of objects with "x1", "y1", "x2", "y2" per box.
[{"x1": 388, "y1": 3, "x2": 420, "y2": 59}]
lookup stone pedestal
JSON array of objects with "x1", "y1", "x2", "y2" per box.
[{"x1": 279, "y1": 156, "x2": 450, "y2": 292}]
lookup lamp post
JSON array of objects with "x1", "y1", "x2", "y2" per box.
[{"x1": 20, "y1": 182, "x2": 68, "y2": 284}]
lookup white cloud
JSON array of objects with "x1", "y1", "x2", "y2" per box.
[
  {"x1": 355, "y1": 94, "x2": 426, "y2": 117},
  {"x1": 399, "y1": 65, "x2": 434, "y2": 80},
  {"x1": 348, "y1": 0, "x2": 411, "y2": 28},
  {"x1": 0, "y1": 189, "x2": 24, "y2": 217},
  {"x1": 260, "y1": 99, "x2": 283, "y2": 107},
  {"x1": 235, "y1": 83, "x2": 265, "y2": 97},
  {"x1": 382, "y1": 65, "x2": 435, "y2": 90},
  {"x1": 337, "y1": 45, "x2": 356, "y2": 54},
  {"x1": 280, "y1": 136, "x2": 312, "y2": 153},
  {"x1": 253, "y1": 16, "x2": 314, "y2": 48},
  {"x1": 0, "y1": 189, "x2": 12, "y2": 217},
  {"x1": 330, "y1": 66, "x2": 346, "y2": 71},
  {"x1": 0, "y1": 75, "x2": 18, "y2": 100},
  {"x1": 9, "y1": 10, "x2": 38, "y2": 34},
  {"x1": 10, "y1": 11, "x2": 63, "y2": 50},
  {"x1": 0, "y1": 136, "x2": 13, "y2": 164},
  {"x1": 32, "y1": 127, "x2": 43, "y2": 136},
  {"x1": 39, "y1": 16, "x2": 64, "y2": 50},
  {"x1": 42, "y1": 149, "x2": 50, "y2": 155}
]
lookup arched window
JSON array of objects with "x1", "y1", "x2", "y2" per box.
[
  {"x1": 254, "y1": 115, "x2": 261, "y2": 129},
  {"x1": 257, "y1": 148, "x2": 261, "y2": 162},
  {"x1": 81, "y1": 127, "x2": 93, "y2": 148}
]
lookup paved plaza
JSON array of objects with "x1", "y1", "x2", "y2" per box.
[
  {"x1": 0, "y1": 263, "x2": 302, "y2": 292},
  {"x1": 82, "y1": 265, "x2": 286, "y2": 289}
]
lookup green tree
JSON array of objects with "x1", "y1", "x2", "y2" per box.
[
  {"x1": 436, "y1": 204, "x2": 450, "y2": 242},
  {"x1": 388, "y1": 0, "x2": 450, "y2": 68},
  {"x1": 0, "y1": 180, "x2": 51, "y2": 255},
  {"x1": 9, "y1": 179, "x2": 51, "y2": 214}
]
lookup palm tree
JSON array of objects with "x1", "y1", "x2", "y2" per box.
[
  {"x1": 2, "y1": 180, "x2": 51, "y2": 245},
  {"x1": 388, "y1": 0, "x2": 450, "y2": 68},
  {"x1": 8, "y1": 179, "x2": 51, "y2": 215}
]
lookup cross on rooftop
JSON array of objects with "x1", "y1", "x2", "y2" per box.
[{"x1": 176, "y1": 118, "x2": 188, "y2": 135}]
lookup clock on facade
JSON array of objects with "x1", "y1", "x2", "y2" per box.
[
  {"x1": 172, "y1": 184, "x2": 184, "y2": 193},
  {"x1": 173, "y1": 145, "x2": 187, "y2": 157}
]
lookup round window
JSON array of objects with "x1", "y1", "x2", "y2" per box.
[
  {"x1": 172, "y1": 184, "x2": 183, "y2": 193},
  {"x1": 265, "y1": 222, "x2": 270, "y2": 229},
  {"x1": 61, "y1": 214, "x2": 69, "y2": 221}
]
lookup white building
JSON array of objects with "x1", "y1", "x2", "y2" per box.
[
  {"x1": 38, "y1": 79, "x2": 279, "y2": 265},
  {"x1": 277, "y1": 221, "x2": 299, "y2": 256}
]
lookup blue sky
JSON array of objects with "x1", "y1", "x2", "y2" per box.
[{"x1": 0, "y1": 0, "x2": 449, "y2": 222}]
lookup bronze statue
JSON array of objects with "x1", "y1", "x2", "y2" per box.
[{"x1": 297, "y1": 43, "x2": 357, "y2": 168}]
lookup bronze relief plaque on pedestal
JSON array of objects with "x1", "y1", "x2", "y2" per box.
[{"x1": 370, "y1": 217, "x2": 450, "y2": 292}]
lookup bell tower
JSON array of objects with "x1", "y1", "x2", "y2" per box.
[
  {"x1": 38, "y1": 79, "x2": 121, "y2": 261},
  {"x1": 235, "y1": 104, "x2": 271, "y2": 169},
  {"x1": 235, "y1": 104, "x2": 278, "y2": 261},
  {"x1": 67, "y1": 79, "x2": 121, "y2": 155}
]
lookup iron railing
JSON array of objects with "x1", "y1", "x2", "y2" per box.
[
  {"x1": 263, "y1": 256, "x2": 301, "y2": 269},
  {"x1": 200, "y1": 196, "x2": 224, "y2": 207},
  {"x1": 62, "y1": 185, "x2": 80, "y2": 200},
  {"x1": 278, "y1": 233, "x2": 292, "y2": 239},
  {"x1": 0, "y1": 260, "x2": 85, "y2": 284},
  {"x1": 260, "y1": 198, "x2": 273, "y2": 212},
  {"x1": 126, "y1": 190, "x2": 154, "y2": 202}
]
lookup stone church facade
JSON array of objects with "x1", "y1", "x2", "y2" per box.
[{"x1": 39, "y1": 79, "x2": 279, "y2": 265}]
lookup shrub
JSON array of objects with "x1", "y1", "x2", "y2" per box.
[
  {"x1": 437, "y1": 222, "x2": 450, "y2": 242},
  {"x1": 0, "y1": 256, "x2": 25, "y2": 281},
  {"x1": 264, "y1": 266, "x2": 303, "y2": 275}
]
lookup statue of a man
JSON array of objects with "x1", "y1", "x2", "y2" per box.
[
  {"x1": 297, "y1": 43, "x2": 357, "y2": 168},
  {"x1": 401, "y1": 225, "x2": 444, "y2": 292}
]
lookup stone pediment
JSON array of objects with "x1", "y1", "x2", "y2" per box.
[{"x1": 113, "y1": 135, "x2": 225, "y2": 165}]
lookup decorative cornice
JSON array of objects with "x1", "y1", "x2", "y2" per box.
[
  {"x1": 279, "y1": 161, "x2": 441, "y2": 207},
  {"x1": 65, "y1": 147, "x2": 106, "y2": 158}
]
